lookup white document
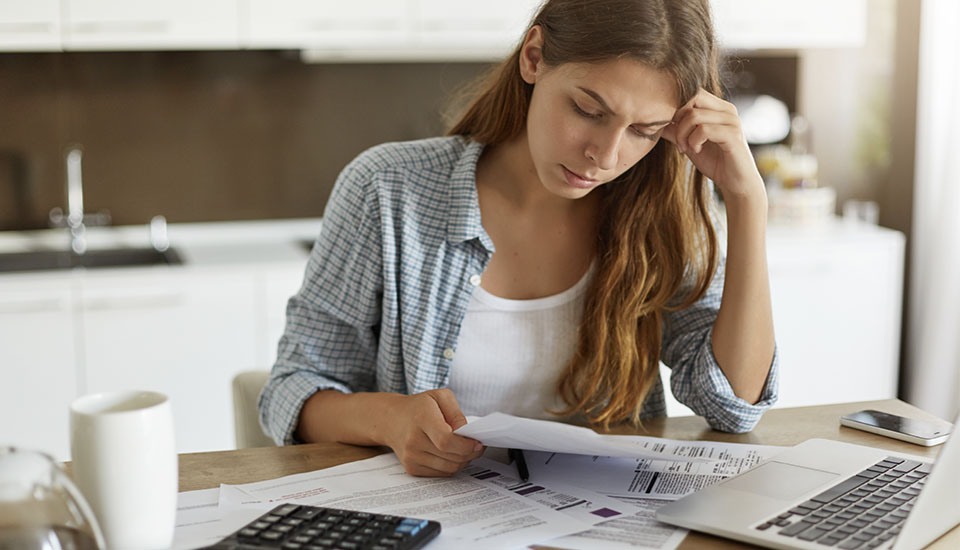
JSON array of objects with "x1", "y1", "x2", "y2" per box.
[
  {"x1": 456, "y1": 413, "x2": 716, "y2": 461},
  {"x1": 463, "y1": 457, "x2": 629, "y2": 525},
  {"x1": 534, "y1": 498, "x2": 687, "y2": 550},
  {"x1": 525, "y1": 440, "x2": 784, "y2": 501},
  {"x1": 216, "y1": 453, "x2": 595, "y2": 550},
  {"x1": 172, "y1": 488, "x2": 262, "y2": 550},
  {"x1": 526, "y1": 441, "x2": 783, "y2": 550}
]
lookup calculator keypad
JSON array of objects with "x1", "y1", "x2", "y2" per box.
[{"x1": 205, "y1": 503, "x2": 441, "y2": 550}]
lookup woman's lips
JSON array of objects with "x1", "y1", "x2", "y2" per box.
[{"x1": 562, "y1": 166, "x2": 600, "y2": 189}]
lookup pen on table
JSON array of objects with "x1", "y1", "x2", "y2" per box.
[{"x1": 508, "y1": 448, "x2": 529, "y2": 482}]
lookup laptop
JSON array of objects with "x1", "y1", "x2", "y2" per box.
[{"x1": 656, "y1": 412, "x2": 960, "y2": 550}]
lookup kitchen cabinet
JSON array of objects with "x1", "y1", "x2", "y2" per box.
[
  {"x1": 258, "y1": 266, "x2": 305, "y2": 368},
  {"x1": 245, "y1": 0, "x2": 409, "y2": 51},
  {"x1": 0, "y1": 0, "x2": 60, "y2": 51},
  {"x1": 712, "y1": 0, "x2": 867, "y2": 50},
  {"x1": 411, "y1": 0, "x2": 539, "y2": 52},
  {"x1": 663, "y1": 221, "x2": 905, "y2": 418},
  {"x1": 765, "y1": 222, "x2": 903, "y2": 407},
  {"x1": 79, "y1": 270, "x2": 259, "y2": 454},
  {"x1": 0, "y1": 220, "x2": 316, "y2": 461},
  {"x1": 259, "y1": 0, "x2": 541, "y2": 61},
  {"x1": 0, "y1": 278, "x2": 78, "y2": 460},
  {"x1": 62, "y1": 0, "x2": 240, "y2": 50},
  {"x1": 0, "y1": 0, "x2": 869, "y2": 56}
]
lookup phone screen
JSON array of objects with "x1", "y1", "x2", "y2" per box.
[{"x1": 846, "y1": 410, "x2": 948, "y2": 439}]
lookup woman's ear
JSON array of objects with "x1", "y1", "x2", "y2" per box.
[{"x1": 518, "y1": 26, "x2": 545, "y2": 85}]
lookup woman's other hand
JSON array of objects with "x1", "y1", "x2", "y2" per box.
[
  {"x1": 660, "y1": 88, "x2": 765, "y2": 202},
  {"x1": 382, "y1": 389, "x2": 485, "y2": 477}
]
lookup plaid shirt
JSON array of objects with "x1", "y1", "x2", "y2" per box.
[{"x1": 259, "y1": 136, "x2": 779, "y2": 445}]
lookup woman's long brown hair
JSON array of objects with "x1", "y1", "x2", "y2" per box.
[{"x1": 448, "y1": 0, "x2": 721, "y2": 428}]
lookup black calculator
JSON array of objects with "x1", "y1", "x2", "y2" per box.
[{"x1": 203, "y1": 503, "x2": 441, "y2": 550}]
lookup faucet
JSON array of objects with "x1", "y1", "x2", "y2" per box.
[
  {"x1": 65, "y1": 148, "x2": 87, "y2": 254},
  {"x1": 49, "y1": 146, "x2": 110, "y2": 254}
]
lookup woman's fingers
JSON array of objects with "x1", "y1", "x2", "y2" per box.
[
  {"x1": 682, "y1": 87, "x2": 738, "y2": 114},
  {"x1": 672, "y1": 107, "x2": 739, "y2": 154},
  {"x1": 419, "y1": 390, "x2": 482, "y2": 457},
  {"x1": 668, "y1": 88, "x2": 763, "y2": 197},
  {"x1": 421, "y1": 429, "x2": 481, "y2": 461},
  {"x1": 388, "y1": 389, "x2": 484, "y2": 477},
  {"x1": 667, "y1": 88, "x2": 743, "y2": 153},
  {"x1": 659, "y1": 121, "x2": 678, "y2": 145},
  {"x1": 690, "y1": 88, "x2": 737, "y2": 115},
  {"x1": 429, "y1": 388, "x2": 469, "y2": 431},
  {"x1": 398, "y1": 431, "x2": 479, "y2": 476},
  {"x1": 401, "y1": 459, "x2": 461, "y2": 477},
  {"x1": 685, "y1": 123, "x2": 742, "y2": 155}
]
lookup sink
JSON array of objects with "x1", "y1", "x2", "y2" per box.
[{"x1": 0, "y1": 247, "x2": 184, "y2": 273}]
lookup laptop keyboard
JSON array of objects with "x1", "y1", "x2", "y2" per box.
[
  {"x1": 203, "y1": 503, "x2": 441, "y2": 550},
  {"x1": 755, "y1": 456, "x2": 931, "y2": 549}
]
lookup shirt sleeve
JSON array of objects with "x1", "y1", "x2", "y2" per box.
[
  {"x1": 660, "y1": 258, "x2": 780, "y2": 433},
  {"x1": 258, "y1": 153, "x2": 384, "y2": 446}
]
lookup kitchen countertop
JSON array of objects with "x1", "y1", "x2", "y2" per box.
[
  {"x1": 0, "y1": 215, "x2": 902, "y2": 282},
  {"x1": 0, "y1": 217, "x2": 323, "y2": 280}
]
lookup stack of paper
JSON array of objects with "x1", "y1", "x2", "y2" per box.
[{"x1": 173, "y1": 413, "x2": 785, "y2": 550}]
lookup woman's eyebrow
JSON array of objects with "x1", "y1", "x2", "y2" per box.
[{"x1": 576, "y1": 86, "x2": 673, "y2": 127}]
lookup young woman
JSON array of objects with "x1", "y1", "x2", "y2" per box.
[{"x1": 260, "y1": 0, "x2": 779, "y2": 477}]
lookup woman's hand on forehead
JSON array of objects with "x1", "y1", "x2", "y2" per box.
[{"x1": 659, "y1": 88, "x2": 765, "y2": 201}]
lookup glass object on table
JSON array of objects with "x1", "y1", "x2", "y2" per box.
[
  {"x1": 0, "y1": 447, "x2": 105, "y2": 550},
  {"x1": 842, "y1": 199, "x2": 880, "y2": 225}
]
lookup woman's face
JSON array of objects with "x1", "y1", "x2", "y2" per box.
[{"x1": 522, "y1": 50, "x2": 680, "y2": 200}]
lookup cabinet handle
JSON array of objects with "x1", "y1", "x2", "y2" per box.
[
  {"x1": 0, "y1": 298, "x2": 66, "y2": 314},
  {"x1": 70, "y1": 21, "x2": 171, "y2": 35},
  {"x1": 83, "y1": 293, "x2": 184, "y2": 311},
  {"x1": 302, "y1": 19, "x2": 400, "y2": 32},
  {"x1": 0, "y1": 23, "x2": 55, "y2": 34},
  {"x1": 420, "y1": 19, "x2": 505, "y2": 31}
]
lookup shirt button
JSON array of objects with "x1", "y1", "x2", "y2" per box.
[
  {"x1": 443, "y1": 348, "x2": 455, "y2": 360},
  {"x1": 469, "y1": 274, "x2": 482, "y2": 286}
]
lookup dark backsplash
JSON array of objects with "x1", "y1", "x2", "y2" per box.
[
  {"x1": 0, "y1": 51, "x2": 490, "y2": 230},
  {"x1": 0, "y1": 51, "x2": 794, "y2": 231}
]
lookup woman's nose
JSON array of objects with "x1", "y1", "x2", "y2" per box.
[{"x1": 584, "y1": 129, "x2": 620, "y2": 170}]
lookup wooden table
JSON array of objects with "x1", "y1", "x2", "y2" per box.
[{"x1": 176, "y1": 399, "x2": 957, "y2": 549}]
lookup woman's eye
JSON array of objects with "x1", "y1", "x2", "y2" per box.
[
  {"x1": 572, "y1": 101, "x2": 601, "y2": 119},
  {"x1": 632, "y1": 127, "x2": 658, "y2": 140}
]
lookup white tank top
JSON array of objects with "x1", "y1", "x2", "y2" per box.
[{"x1": 447, "y1": 263, "x2": 595, "y2": 420}]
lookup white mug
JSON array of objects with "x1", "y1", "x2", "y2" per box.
[{"x1": 70, "y1": 390, "x2": 177, "y2": 549}]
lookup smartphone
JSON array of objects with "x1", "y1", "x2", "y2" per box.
[{"x1": 839, "y1": 409, "x2": 952, "y2": 446}]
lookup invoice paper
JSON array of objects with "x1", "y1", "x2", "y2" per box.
[
  {"x1": 456, "y1": 412, "x2": 717, "y2": 461},
  {"x1": 532, "y1": 498, "x2": 688, "y2": 550},
  {"x1": 524, "y1": 439, "x2": 784, "y2": 501},
  {"x1": 216, "y1": 453, "x2": 598, "y2": 550},
  {"x1": 173, "y1": 488, "x2": 262, "y2": 550},
  {"x1": 527, "y1": 440, "x2": 784, "y2": 550},
  {"x1": 463, "y1": 457, "x2": 629, "y2": 525}
]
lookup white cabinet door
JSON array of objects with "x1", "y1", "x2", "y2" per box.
[
  {"x1": 767, "y1": 224, "x2": 904, "y2": 408},
  {"x1": 245, "y1": 0, "x2": 408, "y2": 50},
  {"x1": 79, "y1": 270, "x2": 258, "y2": 453},
  {"x1": 712, "y1": 0, "x2": 867, "y2": 50},
  {"x1": 0, "y1": 0, "x2": 60, "y2": 51},
  {"x1": 412, "y1": 0, "x2": 538, "y2": 52},
  {"x1": 0, "y1": 278, "x2": 77, "y2": 460},
  {"x1": 63, "y1": 0, "x2": 239, "y2": 50},
  {"x1": 258, "y1": 265, "x2": 305, "y2": 368}
]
